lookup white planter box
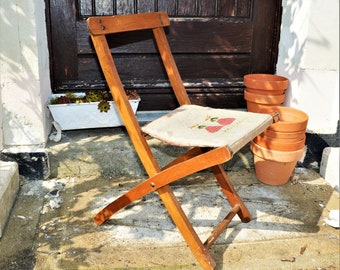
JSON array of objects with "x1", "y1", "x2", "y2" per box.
[{"x1": 48, "y1": 93, "x2": 140, "y2": 130}]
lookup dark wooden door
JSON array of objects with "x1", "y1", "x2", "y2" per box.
[{"x1": 45, "y1": 0, "x2": 282, "y2": 110}]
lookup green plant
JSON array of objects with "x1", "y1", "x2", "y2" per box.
[{"x1": 49, "y1": 90, "x2": 139, "y2": 112}]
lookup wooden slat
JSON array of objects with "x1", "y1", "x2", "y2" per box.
[
  {"x1": 77, "y1": 54, "x2": 250, "y2": 81},
  {"x1": 87, "y1": 12, "x2": 170, "y2": 35},
  {"x1": 95, "y1": 0, "x2": 114, "y2": 15},
  {"x1": 197, "y1": 0, "x2": 216, "y2": 16},
  {"x1": 54, "y1": 77, "x2": 245, "y2": 90},
  {"x1": 219, "y1": 0, "x2": 236, "y2": 16},
  {"x1": 204, "y1": 204, "x2": 240, "y2": 249},
  {"x1": 116, "y1": 0, "x2": 134, "y2": 14},
  {"x1": 77, "y1": 0, "x2": 251, "y2": 19},
  {"x1": 250, "y1": 0, "x2": 282, "y2": 73},
  {"x1": 137, "y1": 91, "x2": 246, "y2": 110},
  {"x1": 79, "y1": 0, "x2": 93, "y2": 16},
  {"x1": 236, "y1": 0, "x2": 251, "y2": 17},
  {"x1": 78, "y1": 20, "x2": 253, "y2": 54},
  {"x1": 157, "y1": 1, "x2": 176, "y2": 15},
  {"x1": 137, "y1": 0, "x2": 155, "y2": 13},
  {"x1": 48, "y1": 0, "x2": 78, "y2": 82},
  {"x1": 177, "y1": 0, "x2": 197, "y2": 16}
]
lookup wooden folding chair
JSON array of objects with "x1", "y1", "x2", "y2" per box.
[{"x1": 87, "y1": 12, "x2": 275, "y2": 269}]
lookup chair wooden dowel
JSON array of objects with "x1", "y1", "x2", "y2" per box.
[
  {"x1": 204, "y1": 204, "x2": 241, "y2": 249},
  {"x1": 212, "y1": 165, "x2": 252, "y2": 222}
]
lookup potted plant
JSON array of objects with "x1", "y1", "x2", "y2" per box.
[{"x1": 47, "y1": 90, "x2": 140, "y2": 130}]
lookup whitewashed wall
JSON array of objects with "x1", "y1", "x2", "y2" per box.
[
  {"x1": 0, "y1": 0, "x2": 51, "y2": 152},
  {"x1": 0, "y1": 87, "x2": 3, "y2": 151},
  {"x1": 277, "y1": 0, "x2": 339, "y2": 134}
]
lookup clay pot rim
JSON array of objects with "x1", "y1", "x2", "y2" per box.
[
  {"x1": 244, "y1": 90, "x2": 286, "y2": 104},
  {"x1": 259, "y1": 106, "x2": 308, "y2": 132},
  {"x1": 259, "y1": 106, "x2": 308, "y2": 122},
  {"x1": 253, "y1": 136, "x2": 306, "y2": 151},
  {"x1": 261, "y1": 131, "x2": 306, "y2": 141},
  {"x1": 255, "y1": 135, "x2": 306, "y2": 144},
  {"x1": 250, "y1": 141, "x2": 305, "y2": 162},
  {"x1": 259, "y1": 132, "x2": 306, "y2": 142},
  {"x1": 246, "y1": 87, "x2": 285, "y2": 95},
  {"x1": 244, "y1": 74, "x2": 289, "y2": 89},
  {"x1": 262, "y1": 129, "x2": 306, "y2": 136}
]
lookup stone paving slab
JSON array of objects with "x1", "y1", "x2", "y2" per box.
[
  {"x1": 0, "y1": 128, "x2": 339, "y2": 269},
  {"x1": 47, "y1": 128, "x2": 255, "y2": 178},
  {"x1": 0, "y1": 169, "x2": 339, "y2": 269}
]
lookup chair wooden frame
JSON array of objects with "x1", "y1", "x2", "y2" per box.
[{"x1": 87, "y1": 12, "x2": 273, "y2": 269}]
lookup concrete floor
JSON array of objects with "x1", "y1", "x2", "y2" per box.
[{"x1": 0, "y1": 127, "x2": 339, "y2": 269}]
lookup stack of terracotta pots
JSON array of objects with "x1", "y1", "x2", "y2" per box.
[
  {"x1": 251, "y1": 106, "x2": 308, "y2": 185},
  {"x1": 243, "y1": 74, "x2": 308, "y2": 185},
  {"x1": 244, "y1": 74, "x2": 289, "y2": 112}
]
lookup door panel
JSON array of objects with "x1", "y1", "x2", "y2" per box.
[{"x1": 46, "y1": 0, "x2": 282, "y2": 110}]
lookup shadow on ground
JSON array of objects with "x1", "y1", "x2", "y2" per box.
[{"x1": 0, "y1": 127, "x2": 339, "y2": 269}]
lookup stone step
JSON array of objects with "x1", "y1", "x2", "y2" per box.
[
  {"x1": 0, "y1": 161, "x2": 19, "y2": 238},
  {"x1": 320, "y1": 147, "x2": 339, "y2": 192}
]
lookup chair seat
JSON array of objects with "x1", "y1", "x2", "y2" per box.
[{"x1": 142, "y1": 104, "x2": 273, "y2": 153}]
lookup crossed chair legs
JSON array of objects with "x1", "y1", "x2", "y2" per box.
[{"x1": 94, "y1": 146, "x2": 251, "y2": 269}]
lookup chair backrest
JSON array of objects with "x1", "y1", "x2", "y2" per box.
[{"x1": 87, "y1": 12, "x2": 190, "y2": 175}]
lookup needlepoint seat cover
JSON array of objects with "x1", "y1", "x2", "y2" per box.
[{"x1": 142, "y1": 104, "x2": 273, "y2": 153}]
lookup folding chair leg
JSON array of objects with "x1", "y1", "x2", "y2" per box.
[
  {"x1": 94, "y1": 147, "x2": 232, "y2": 225},
  {"x1": 212, "y1": 165, "x2": 252, "y2": 222},
  {"x1": 157, "y1": 185, "x2": 216, "y2": 269},
  {"x1": 204, "y1": 203, "x2": 240, "y2": 249}
]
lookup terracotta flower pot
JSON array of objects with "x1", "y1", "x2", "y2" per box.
[
  {"x1": 260, "y1": 106, "x2": 308, "y2": 132},
  {"x1": 244, "y1": 90, "x2": 285, "y2": 112},
  {"x1": 253, "y1": 155, "x2": 298, "y2": 186},
  {"x1": 261, "y1": 129, "x2": 306, "y2": 142},
  {"x1": 244, "y1": 90, "x2": 286, "y2": 104},
  {"x1": 244, "y1": 74, "x2": 289, "y2": 94},
  {"x1": 253, "y1": 135, "x2": 306, "y2": 151},
  {"x1": 250, "y1": 141, "x2": 305, "y2": 186},
  {"x1": 246, "y1": 87, "x2": 285, "y2": 95}
]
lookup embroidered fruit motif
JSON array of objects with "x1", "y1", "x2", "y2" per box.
[
  {"x1": 191, "y1": 116, "x2": 237, "y2": 133},
  {"x1": 217, "y1": 117, "x2": 235, "y2": 125},
  {"x1": 205, "y1": 125, "x2": 223, "y2": 133}
]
